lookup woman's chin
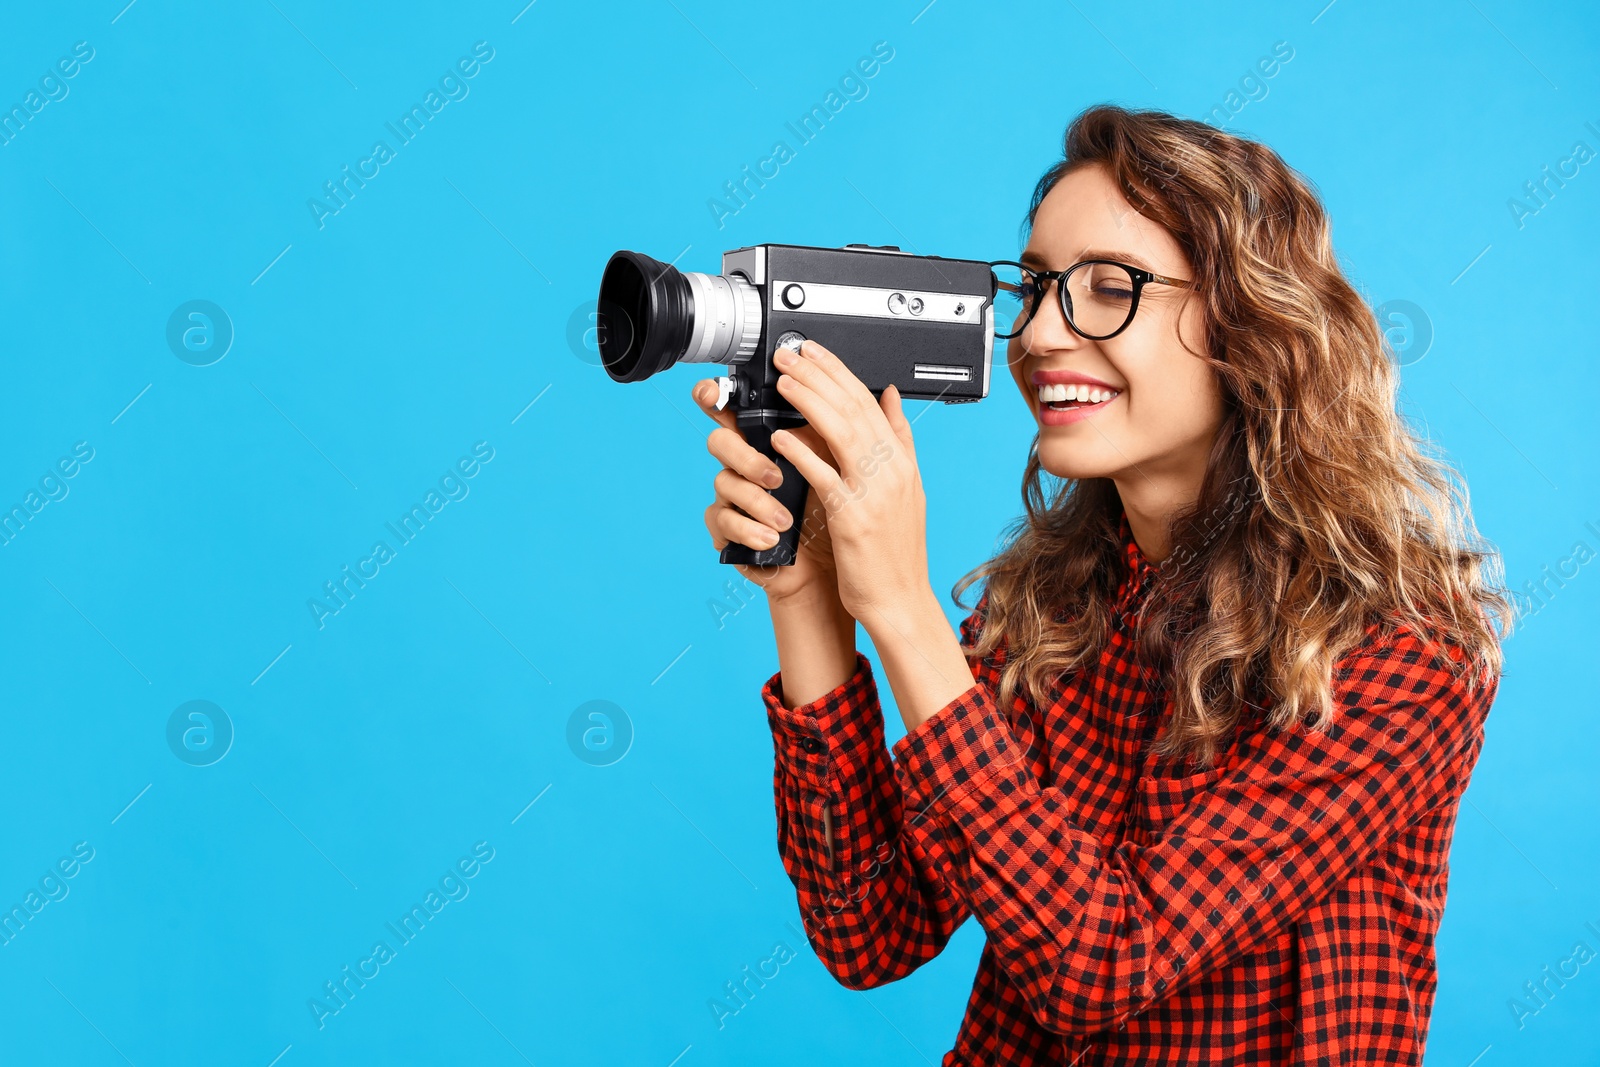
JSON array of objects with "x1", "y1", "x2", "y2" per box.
[{"x1": 1038, "y1": 456, "x2": 1116, "y2": 482}]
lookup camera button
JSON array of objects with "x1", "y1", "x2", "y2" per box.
[
  {"x1": 713, "y1": 376, "x2": 735, "y2": 411},
  {"x1": 887, "y1": 292, "x2": 907, "y2": 314},
  {"x1": 781, "y1": 284, "x2": 806, "y2": 309}
]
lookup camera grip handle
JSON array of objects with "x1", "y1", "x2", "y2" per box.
[{"x1": 719, "y1": 423, "x2": 808, "y2": 567}]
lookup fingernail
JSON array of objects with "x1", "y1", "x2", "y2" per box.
[
  {"x1": 764, "y1": 469, "x2": 783, "y2": 488},
  {"x1": 774, "y1": 506, "x2": 793, "y2": 529},
  {"x1": 774, "y1": 348, "x2": 795, "y2": 367}
]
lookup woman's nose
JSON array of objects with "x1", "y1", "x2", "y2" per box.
[{"x1": 1019, "y1": 285, "x2": 1083, "y2": 355}]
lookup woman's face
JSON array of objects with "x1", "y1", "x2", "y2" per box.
[{"x1": 1007, "y1": 163, "x2": 1225, "y2": 490}]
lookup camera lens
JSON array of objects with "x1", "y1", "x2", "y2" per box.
[
  {"x1": 596, "y1": 250, "x2": 692, "y2": 383},
  {"x1": 596, "y1": 250, "x2": 763, "y2": 383}
]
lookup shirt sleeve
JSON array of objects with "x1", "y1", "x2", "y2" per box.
[
  {"x1": 761, "y1": 604, "x2": 996, "y2": 989},
  {"x1": 890, "y1": 622, "x2": 1496, "y2": 1036}
]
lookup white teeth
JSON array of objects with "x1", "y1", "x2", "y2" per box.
[{"x1": 1036, "y1": 382, "x2": 1120, "y2": 405}]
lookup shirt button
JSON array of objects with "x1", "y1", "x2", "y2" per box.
[{"x1": 800, "y1": 737, "x2": 824, "y2": 754}]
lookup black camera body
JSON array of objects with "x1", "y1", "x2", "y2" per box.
[{"x1": 597, "y1": 242, "x2": 996, "y2": 567}]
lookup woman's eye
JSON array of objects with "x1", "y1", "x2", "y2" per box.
[{"x1": 1094, "y1": 285, "x2": 1134, "y2": 302}]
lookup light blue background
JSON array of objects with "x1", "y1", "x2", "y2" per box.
[{"x1": 1, "y1": 1, "x2": 1596, "y2": 1064}]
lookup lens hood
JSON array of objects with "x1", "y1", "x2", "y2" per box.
[{"x1": 596, "y1": 250, "x2": 693, "y2": 382}]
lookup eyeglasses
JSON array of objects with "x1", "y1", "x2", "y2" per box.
[{"x1": 989, "y1": 259, "x2": 1192, "y2": 341}]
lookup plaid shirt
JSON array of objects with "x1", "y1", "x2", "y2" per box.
[{"x1": 762, "y1": 516, "x2": 1496, "y2": 1065}]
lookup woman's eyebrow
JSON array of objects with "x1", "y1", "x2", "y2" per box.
[
  {"x1": 1019, "y1": 247, "x2": 1159, "y2": 272},
  {"x1": 1078, "y1": 247, "x2": 1157, "y2": 271}
]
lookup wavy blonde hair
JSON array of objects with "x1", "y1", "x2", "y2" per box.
[{"x1": 954, "y1": 104, "x2": 1511, "y2": 766}]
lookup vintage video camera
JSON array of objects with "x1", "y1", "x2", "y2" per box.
[{"x1": 596, "y1": 243, "x2": 996, "y2": 566}]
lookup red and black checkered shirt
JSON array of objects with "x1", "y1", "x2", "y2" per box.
[{"x1": 762, "y1": 515, "x2": 1496, "y2": 1065}]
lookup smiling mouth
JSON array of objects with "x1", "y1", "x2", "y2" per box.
[{"x1": 1036, "y1": 382, "x2": 1120, "y2": 411}]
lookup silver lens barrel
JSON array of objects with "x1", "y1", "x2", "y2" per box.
[{"x1": 680, "y1": 272, "x2": 762, "y2": 366}]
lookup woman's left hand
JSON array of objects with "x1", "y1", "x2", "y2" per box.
[{"x1": 770, "y1": 338, "x2": 931, "y2": 627}]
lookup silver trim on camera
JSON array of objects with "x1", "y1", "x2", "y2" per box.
[
  {"x1": 914, "y1": 364, "x2": 970, "y2": 381},
  {"x1": 981, "y1": 301, "x2": 993, "y2": 398},
  {"x1": 682, "y1": 271, "x2": 762, "y2": 365},
  {"x1": 940, "y1": 302, "x2": 995, "y2": 403},
  {"x1": 769, "y1": 279, "x2": 986, "y2": 325},
  {"x1": 722, "y1": 247, "x2": 767, "y2": 285}
]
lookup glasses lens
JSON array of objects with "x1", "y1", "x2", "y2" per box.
[
  {"x1": 991, "y1": 263, "x2": 1033, "y2": 339},
  {"x1": 1061, "y1": 262, "x2": 1137, "y2": 338}
]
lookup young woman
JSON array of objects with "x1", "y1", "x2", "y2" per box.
[{"x1": 693, "y1": 105, "x2": 1510, "y2": 1065}]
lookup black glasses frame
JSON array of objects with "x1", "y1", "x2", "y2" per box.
[{"x1": 989, "y1": 259, "x2": 1192, "y2": 341}]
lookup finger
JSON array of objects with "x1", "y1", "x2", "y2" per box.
[
  {"x1": 691, "y1": 379, "x2": 738, "y2": 432},
  {"x1": 785, "y1": 340, "x2": 903, "y2": 469},
  {"x1": 706, "y1": 425, "x2": 784, "y2": 489},
  {"x1": 777, "y1": 371, "x2": 861, "y2": 462},
  {"x1": 776, "y1": 340, "x2": 859, "y2": 419},
  {"x1": 706, "y1": 497, "x2": 783, "y2": 551},
  {"x1": 880, "y1": 383, "x2": 915, "y2": 451},
  {"x1": 772, "y1": 422, "x2": 845, "y2": 506},
  {"x1": 704, "y1": 501, "x2": 727, "y2": 550},
  {"x1": 703, "y1": 502, "x2": 752, "y2": 563},
  {"x1": 798, "y1": 339, "x2": 882, "y2": 413},
  {"x1": 786, "y1": 423, "x2": 839, "y2": 470},
  {"x1": 714, "y1": 467, "x2": 794, "y2": 534},
  {"x1": 703, "y1": 501, "x2": 739, "y2": 554}
]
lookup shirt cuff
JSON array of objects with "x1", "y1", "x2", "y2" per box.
[
  {"x1": 762, "y1": 650, "x2": 881, "y2": 795},
  {"x1": 890, "y1": 679, "x2": 1034, "y2": 825}
]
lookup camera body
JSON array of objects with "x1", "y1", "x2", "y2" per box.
[
  {"x1": 596, "y1": 241, "x2": 997, "y2": 566},
  {"x1": 714, "y1": 242, "x2": 995, "y2": 403}
]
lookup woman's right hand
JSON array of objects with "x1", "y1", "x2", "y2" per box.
[{"x1": 694, "y1": 378, "x2": 840, "y2": 605}]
